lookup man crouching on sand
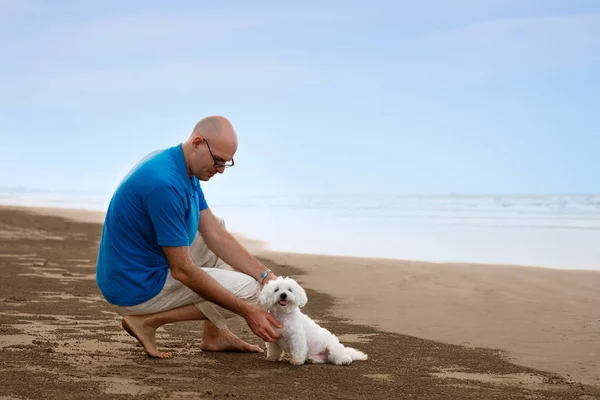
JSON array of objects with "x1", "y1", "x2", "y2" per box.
[{"x1": 95, "y1": 116, "x2": 282, "y2": 358}]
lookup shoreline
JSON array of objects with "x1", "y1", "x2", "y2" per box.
[
  {"x1": 4, "y1": 204, "x2": 600, "y2": 386},
  {"x1": 5, "y1": 203, "x2": 597, "y2": 272},
  {"x1": 0, "y1": 204, "x2": 107, "y2": 224}
]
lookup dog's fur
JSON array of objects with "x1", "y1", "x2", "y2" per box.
[{"x1": 258, "y1": 276, "x2": 368, "y2": 365}]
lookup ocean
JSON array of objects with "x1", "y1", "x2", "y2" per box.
[{"x1": 1, "y1": 188, "x2": 599, "y2": 270}]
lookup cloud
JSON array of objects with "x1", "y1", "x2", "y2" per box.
[
  {"x1": 0, "y1": 4, "x2": 375, "y2": 103},
  {"x1": 0, "y1": 58, "x2": 328, "y2": 107},
  {"x1": 0, "y1": 11, "x2": 272, "y2": 64},
  {"x1": 20, "y1": 59, "x2": 323, "y2": 92},
  {"x1": 402, "y1": 13, "x2": 600, "y2": 83},
  {"x1": 0, "y1": 5, "x2": 381, "y2": 59},
  {"x1": 3, "y1": 4, "x2": 599, "y2": 103},
  {"x1": 0, "y1": 0, "x2": 37, "y2": 16}
]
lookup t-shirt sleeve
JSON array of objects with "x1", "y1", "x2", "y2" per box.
[
  {"x1": 145, "y1": 185, "x2": 190, "y2": 247},
  {"x1": 197, "y1": 184, "x2": 209, "y2": 211}
]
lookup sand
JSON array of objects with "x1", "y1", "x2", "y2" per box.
[
  {"x1": 1, "y1": 205, "x2": 599, "y2": 399},
  {"x1": 255, "y1": 251, "x2": 600, "y2": 387}
]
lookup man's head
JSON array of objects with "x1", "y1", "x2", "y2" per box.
[{"x1": 183, "y1": 116, "x2": 238, "y2": 181}]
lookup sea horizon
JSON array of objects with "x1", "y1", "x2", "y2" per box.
[{"x1": 1, "y1": 187, "x2": 599, "y2": 271}]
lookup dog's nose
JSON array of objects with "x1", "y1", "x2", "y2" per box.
[{"x1": 280, "y1": 292, "x2": 287, "y2": 300}]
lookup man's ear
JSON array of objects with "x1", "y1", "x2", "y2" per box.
[{"x1": 192, "y1": 135, "x2": 205, "y2": 148}]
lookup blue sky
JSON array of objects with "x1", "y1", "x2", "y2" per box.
[{"x1": 1, "y1": 0, "x2": 599, "y2": 203}]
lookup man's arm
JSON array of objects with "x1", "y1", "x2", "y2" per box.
[
  {"x1": 198, "y1": 208, "x2": 277, "y2": 284},
  {"x1": 164, "y1": 245, "x2": 282, "y2": 342},
  {"x1": 143, "y1": 185, "x2": 280, "y2": 341}
]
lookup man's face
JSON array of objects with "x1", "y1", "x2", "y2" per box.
[{"x1": 191, "y1": 137, "x2": 235, "y2": 181}]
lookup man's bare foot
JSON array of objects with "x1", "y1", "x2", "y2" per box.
[
  {"x1": 200, "y1": 326, "x2": 264, "y2": 353},
  {"x1": 122, "y1": 316, "x2": 173, "y2": 359}
]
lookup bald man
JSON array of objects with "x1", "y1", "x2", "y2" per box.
[{"x1": 95, "y1": 116, "x2": 281, "y2": 358}]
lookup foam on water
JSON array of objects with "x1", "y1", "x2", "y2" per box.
[{"x1": 1, "y1": 189, "x2": 599, "y2": 270}]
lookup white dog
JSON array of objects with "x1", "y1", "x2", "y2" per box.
[{"x1": 258, "y1": 276, "x2": 368, "y2": 365}]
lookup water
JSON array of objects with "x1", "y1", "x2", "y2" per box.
[
  {"x1": 1, "y1": 188, "x2": 599, "y2": 270},
  {"x1": 0, "y1": 187, "x2": 110, "y2": 211},
  {"x1": 211, "y1": 194, "x2": 600, "y2": 271}
]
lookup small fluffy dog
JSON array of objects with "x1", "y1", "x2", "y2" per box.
[{"x1": 259, "y1": 276, "x2": 368, "y2": 365}]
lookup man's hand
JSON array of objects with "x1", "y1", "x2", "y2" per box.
[{"x1": 242, "y1": 305, "x2": 283, "y2": 342}]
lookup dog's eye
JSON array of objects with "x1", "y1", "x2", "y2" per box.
[
  {"x1": 288, "y1": 288, "x2": 292, "y2": 292},
  {"x1": 274, "y1": 288, "x2": 279, "y2": 293}
]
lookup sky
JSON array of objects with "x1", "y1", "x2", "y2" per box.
[{"x1": 1, "y1": 0, "x2": 599, "y2": 205}]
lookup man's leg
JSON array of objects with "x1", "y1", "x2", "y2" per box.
[
  {"x1": 115, "y1": 219, "x2": 263, "y2": 358},
  {"x1": 189, "y1": 216, "x2": 264, "y2": 352},
  {"x1": 121, "y1": 304, "x2": 206, "y2": 358},
  {"x1": 121, "y1": 302, "x2": 262, "y2": 359},
  {"x1": 117, "y1": 269, "x2": 263, "y2": 357},
  {"x1": 193, "y1": 268, "x2": 263, "y2": 353}
]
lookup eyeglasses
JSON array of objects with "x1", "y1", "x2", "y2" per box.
[{"x1": 205, "y1": 139, "x2": 234, "y2": 168}]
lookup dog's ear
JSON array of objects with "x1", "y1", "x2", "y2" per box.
[
  {"x1": 296, "y1": 282, "x2": 308, "y2": 308},
  {"x1": 258, "y1": 283, "x2": 272, "y2": 309}
]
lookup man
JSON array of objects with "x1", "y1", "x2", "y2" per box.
[{"x1": 95, "y1": 116, "x2": 282, "y2": 358}]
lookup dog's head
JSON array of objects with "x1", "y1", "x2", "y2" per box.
[{"x1": 259, "y1": 276, "x2": 308, "y2": 312}]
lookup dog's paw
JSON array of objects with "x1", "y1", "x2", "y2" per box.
[
  {"x1": 266, "y1": 355, "x2": 281, "y2": 362},
  {"x1": 289, "y1": 358, "x2": 306, "y2": 365},
  {"x1": 333, "y1": 354, "x2": 353, "y2": 366}
]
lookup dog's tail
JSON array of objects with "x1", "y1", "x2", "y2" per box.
[{"x1": 344, "y1": 346, "x2": 368, "y2": 361}]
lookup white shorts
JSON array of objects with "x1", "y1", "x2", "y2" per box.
[{"x1": 112, "y1": 217, "x2": 261, "y2": 330}]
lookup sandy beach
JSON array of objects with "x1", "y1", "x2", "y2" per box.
[{"x1": 1, "y1": 205, "x2": 599, "y2": 399}]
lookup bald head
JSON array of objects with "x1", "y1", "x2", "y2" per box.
[
  {"x1": 183, "y1": 115, "x2": 238, "y2": 181},
  {"x1": 191, "y1": 116, "x2": 237, "y2": 143}
]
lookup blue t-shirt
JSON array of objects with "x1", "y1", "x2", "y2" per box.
[{"x1": 95, "y1": 144, "x2": 209, "y2": 307}]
